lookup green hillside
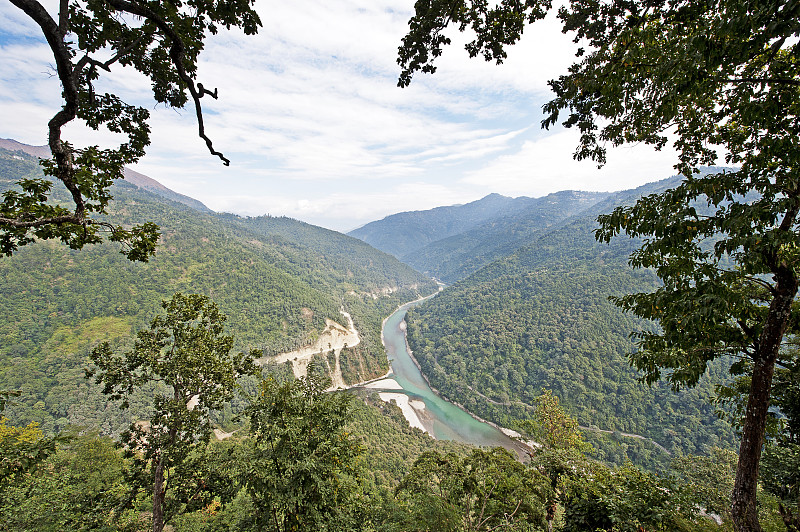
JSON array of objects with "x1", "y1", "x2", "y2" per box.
[
  {"x1": 0, "y1": 147, "x2": 436, "y2": 434},
  {"x1": 348, "y1": 193, "x2": 537, "y2": 258},
  {"x1": 404, "y1": 177, "x2": 737, "y2": 467},
  {"x1": 402, "y1": 190, "x2": 611, "y2": 282}
]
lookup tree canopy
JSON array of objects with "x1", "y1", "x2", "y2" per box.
[
  {"x1": 4, "y1": 0, "x2": 261, "y2": 260},
  {"x1": 399, "y1": 1, "x2": 799, "y2": 531},
  {"x1": 88, "y1": 293, "x2": 259, "y2": 532}
]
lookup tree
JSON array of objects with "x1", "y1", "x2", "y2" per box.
[
  {"x1": 525, "y1": 390, "x2": 588, "y2": 453},
  {"x1": 5, "y1": 0, "x2": 261, "y2": 261},
  {"x1": 240, "y1": 373, "x2": 362, "y2": 532},
  {"x1": 0, "y1": 416, "x2": 59, "y2": 506},
  {"x1": 393, "y1": 447, "x2": 548, "y2": 532},
  {"x1": 522, "y1": 390, "x2": 591, "y2": 532},
  {"x1": 88, "y1": 293, "x2": 259, "y2": 532},
  {"x1": 671, "y1": 447, "x2": 739, "y2": 523},
  {"x1": 0, "y1": 431, "x2": 144, "y2": 531},
  {"x1": 562, "y1": 461, "x2": 698, "y2": 532},
  {"x1": 398, "y1": 2, "x2": 799, "y2": 530},
  {"x1": 0, "y1": 391, "x2": 65, "y2": 510}
]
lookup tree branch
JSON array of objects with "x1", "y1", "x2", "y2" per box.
[
  {"x1": 9, "y1": 0, "x2": 86, "y2": 216},
  {"x1": 0, "y1": 214, "x2": 84, "y2": 229},
  {"x1": 75, "y1": 30, "x2": 153, "y2": 75},
  {"x1": 727, "y1": 77, "x2": 800, "y2": 86},
  {"x1": 105, "y1": 0, "x2": 231, "y2": 165},
  {"x1": 742, "y1": 275, "x2": 777, "y2": 295},
  {"x1": 58, "y1": 0, "x2": 68, "y2": 36}
]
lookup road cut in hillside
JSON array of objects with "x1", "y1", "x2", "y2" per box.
[{"x1": 256, "y1": 311, "x2": 359, "y2": 389}]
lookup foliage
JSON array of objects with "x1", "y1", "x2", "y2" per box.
[
  {"x1": 240, "y1": 374, "x2": 363, "y2": 532},
  {"x1": 524, "y1": 390, "x2": 589, "y2": 452},
  {"x1": 88, "y1": 293, "x2": 259, "y2": 532},
  {"x1": 0, "y1": 390, "x2": 20, "y2": 413},
  {"x1": 0, "y1": 416, "x2": 60, "y2": 503},
  {"x1": 404, "y1": 208, "x2": 736, "y2": 466},
  {"x1": 562, "y1": 462, "x2": 699, "y2": 532},
  {"x1": 0, "y1": 148, "x2": 436, "y2": 436},
  {"x1": 399, "y1": 1, "x2": 800, "y2": 528},
  {"x1": 4, "y1": 0, "x2": 261, "y2": 259},
  {"x1": 0, "y1": 432, "x2": 145, "y2": 531},
  {"x1": 524, "y1": 390, "x2": 593, "y2": 532},
  {"x1": 347, "y1": 391, "x2": 471, "y2": 490},
  {"x1": 672, "y1": 447, "x2": 738, "y2": 521},
  {"x1": 391, "y1": 447, "x2": 549, "y2": 532}
]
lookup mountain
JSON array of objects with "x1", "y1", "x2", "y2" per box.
[
  {"x1": 348, "y1": 189, "x2": 613, "y2": 283},
  {"x1": 402, "y1": 190, "x2": 612, "y2": 282},
  {"x1": 403, "y1": 174, "x2": 736, "y2": 468},
  {"x1": 0, "y1": 138, "x2": 213, "y2": 213},
  {"x1": 347, "y1": 193, "x2": 538, "y2": 258},
  {"x1": 0, "y1": 146, "x2": 436, "y2": 435}
]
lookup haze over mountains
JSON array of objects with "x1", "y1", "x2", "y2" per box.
[
  {"x1": 1, "y1": 139, "x2": 735, "y2": 470},
  {"x1": 349, "y1": 188, "x2": 619, "y2": 282},
  {"x1": 0, "y1": 143, "x2": 434, "y2": 435},
  {"x1": 350, "y1": 169, "x2": 735, "y2": 466}
]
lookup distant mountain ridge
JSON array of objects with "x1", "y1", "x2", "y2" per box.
[
  {"x1": 0, "y1": 138, "x2": 213, "y2": 213},
  {"x1": 403, "y1": 189, "x2": 613, "y2": 282},
  {"x1": 349, "y1": 189, "x2": 613, "y2": 282},
  {"x1": 348, "y1": 193, "x2": 541, "y2": 259},
  {"x1": 0, "y1": 145, "x2": 435, "y2": 436}
]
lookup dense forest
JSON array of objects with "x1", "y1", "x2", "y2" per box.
[
  {"x1": 404, "y1": 176, "x2": 738, "y2": 468},
  {"x1": 5, "y1": 0, "x2": 800, "y2": 528},
  {"x1": 0, "y1": 147, "x2": 436, "y2": 435},
  {"x1": 2, "y1": 145, "x2": 797, "y2": 530},
  {"x1": 8, "y1": 375, "x2": 781, "y2": 532}
]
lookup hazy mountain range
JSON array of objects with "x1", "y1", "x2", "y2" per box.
[{"x1": 1, "y1": 139, "x2": 735, "y2": 468}]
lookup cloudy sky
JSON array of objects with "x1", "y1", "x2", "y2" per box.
[{"x1": 0, "y1": 0, "x2": 680, "y2": 232}]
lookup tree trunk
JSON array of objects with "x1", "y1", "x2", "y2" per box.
[
  {"x1": 731, "y1": 353, "x2": 775, "y2": 532},
  {"x1": 546, "y1": 499, "x2": 556, "y2": 532},
  {"x1": 732, "y1": 266, "x2": 798, "y2": 532},
  {"x1": 153, "y1": 455, "x2": 166, "y2": 532}
]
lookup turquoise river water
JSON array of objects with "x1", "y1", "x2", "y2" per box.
[{"x1": 372, "y1": 296, "x2": 526, "y2": 455}]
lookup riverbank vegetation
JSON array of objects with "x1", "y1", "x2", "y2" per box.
[
  {"x1": 404, "y1": 203, "x2": 737, "y2": 468},
  {"x1": 397, "y1": 0, "x2": 800, "y2": 528},
  {"x1": 2, "y1": 358, "x2": 794, "y2": 531},
  {"x1": 0, "y1": 147, "x2": 435, "y2": 436}
]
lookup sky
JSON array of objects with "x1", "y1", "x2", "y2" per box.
[{"x1": 0, "y1": 0, "x2": 681, "y2": 232}]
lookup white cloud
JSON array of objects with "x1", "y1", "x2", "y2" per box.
[
  {"x1": 462, "y1": 128, "x2": 680, "y2": 195},
  {"x1": 0, "y1": 0, "x2": 677, "y2": 231}
]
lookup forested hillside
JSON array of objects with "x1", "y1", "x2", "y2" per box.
[
  {"x1": 404, "y1": 176, "x2": 737, "y2": 466},
  {"x1": 0, "y1": 147, "x2": 436, "y2": 435},
  {"x1": 348, "y1": 193, "x2": 537, "y2": 258},
  {"x1": 402, "y1": 190, "x2": 611, "y2": 282}
]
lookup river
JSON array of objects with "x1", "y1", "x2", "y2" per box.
[{"x1": 361, "y1": 296, "x2": 530, "y2": 458}]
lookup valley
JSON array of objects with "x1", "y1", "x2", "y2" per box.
[
  {"x1": 0, "y1": 143, "x2": 736, "y2": 462},
  {"x1": 0, "y1": 145, "x2": 436, "y2": 436},
  {"x1": 3, "y1": 2, "x2": 796, "y2": 528},
  {"x1": 0, "y1": 142, "x2": 776, "y2": 530},
  {"x1": 359, "y1": 296, "x2": 531, "y2": 458}
]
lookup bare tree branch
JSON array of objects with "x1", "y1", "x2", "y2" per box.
[
  {"x1": 9, "y1": 0, "x2": 86, "y2": 216},
  {"x1": 105, "y1": 0, "x2": 231, "y2": 165}
]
